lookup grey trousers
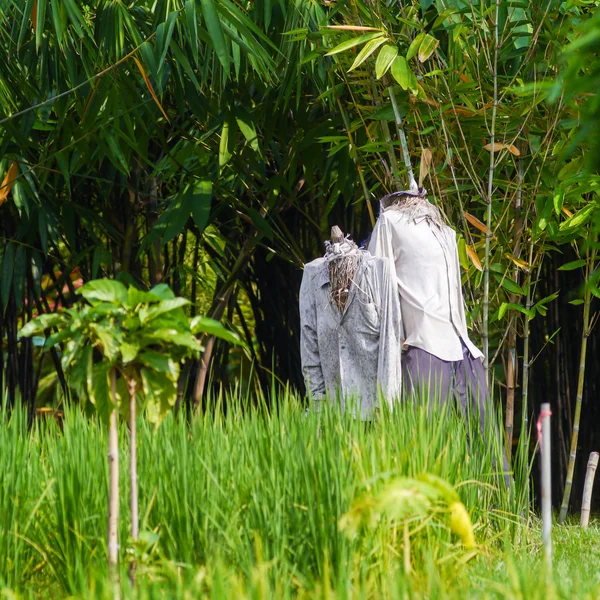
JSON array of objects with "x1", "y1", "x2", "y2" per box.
[{"x1": 402, "y1": 342, "x2": 511, "y2": 487}]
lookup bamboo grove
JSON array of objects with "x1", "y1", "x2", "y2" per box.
[{"x1": 0, "y1": 0, "x2": 599, "y2": 513}]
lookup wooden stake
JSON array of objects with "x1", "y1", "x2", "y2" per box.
[
  {"x1": 540, "y1": 403, "x2": 552, "y2": 569},
  {"x1": 581, "y1": 452, "x2": 599, "y2": 528},
  {"x1": 108, "y1": 369, "x2": 120, "y2": 595},
  {"x1": 128, "y1": 377, "x2": 139, "y2": 585}
]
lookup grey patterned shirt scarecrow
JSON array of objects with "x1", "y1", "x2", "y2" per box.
[{"x1": 299, "y1": 231, "x2": 402, "y2": 420}]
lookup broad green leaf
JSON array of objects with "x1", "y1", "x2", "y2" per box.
[
  {"x1": 19, "y1": 313, "x2": 65, "y2": 338},
  {"x1": 235, "y1": 115, "x2": 260, "y2": 152},
  {"x1": 78, "y1": 279, "x2": 128, "y2": 305},
  {"x1": 559, "y1": 203, "x2": 595, "y2": 231},
  {"x1": 407, "y1": 33, "x2": 426, "y2": 61},
  {"x1": 149, "y1": 284, "x2": 176, "y2": 300},
  {"x1": 498, "y1": 302, "x2": 533, "y2": 320},
  {"x1": 375, "y1": 45, "x2": 398, "y2": 79},
  {"x1": 391, "y1": 56, "x2": 410, "y2": 90},
  {"x1": 497, "y1": 276, "x2": 524, "y2": 296},
  {"x1": 417, "y1": 34, "x2": 439, "y2": 62},
  {"x1": 201, "y1": 0, "x2": 230, "y2": 76},
  {"x1": 141, "y1": 368, "x2": 178, "y2": 428},
  {"x1": 349, "y1": 36, "x2": 387, "y2": 72},
  {"x1": 139, "y1": 351, "x2": 178, "y2": 378},
  {"x1": 121, "y1": 342, "x2": 140, "y2": 363},
  {"x1": 325, "y1": 32, "x2": 384, "y2": 56},
  {"x1": 142, "y1": 329, "x2": 201, "y2": 352},
  {"x1": 190, "y1": 180, "x2": 212, "y2": 232},
  {"x1": 90, "y1": 324, "x2": 122, "y2": 362},
  {"x1": 191, "y1": 316, "x2": 241, "y2": 345},
  {"x1": 88, "y1": 362, "x2": 115, "y2": 426},
  {"x1": 558, "y1": 259, "x2": 586, "y2": 271},
  {"x1": 139, "y1": 298, "x2": 189, "y2": 324}
]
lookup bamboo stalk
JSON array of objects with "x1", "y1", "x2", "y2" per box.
[
  {"x1": 520, "y1": 240, "x2": 535, "y2": 436},
  {"x1": 540, "y1": 403, "x2": 552, "y2": 568},
  {"x1": 388, "y1": 86, "x2": 415, "y2": 186},
  {"x1": 581, "y1": 452, "x2": 599, "y2": 528},
  {"x1": 128, "y1": 377, "x2": 139, "y2": 584},
  {"x1": 558, "y1": 247, "x2": 594, "y2": 524},
  {"x1": 108, "y1": 369, "x2": 120, "y2": 590},
  {"x1": 483, "y1": 0, "x2": 501, "y2": 374}
]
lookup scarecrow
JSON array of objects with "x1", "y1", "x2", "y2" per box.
[
  {"x1": 299, "y1": 226, "x2": 402, "y2": 420},
  {"x1": 369, "y1": 175, "x2": 511, "y2": 484}
]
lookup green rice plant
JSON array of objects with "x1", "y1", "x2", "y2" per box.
[{"x1": 1, "y1": 384, "x2": 536, "y2": 598}]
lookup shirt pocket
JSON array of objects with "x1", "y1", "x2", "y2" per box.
[{"x1": 357, "y1": 301, "x2": 380, "y2": 333}]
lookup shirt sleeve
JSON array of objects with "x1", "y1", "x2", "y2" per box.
[
  {"x1": 376, "y1": 256, "x2": 403, "y2": 407},
  {"x1": 368, "y1": 213, "x2": 396, "y2": 265},
  {"x1": 299, "y1": 267, "x2": 326, "y2": 402}
]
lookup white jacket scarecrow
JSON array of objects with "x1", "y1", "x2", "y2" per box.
[{"x1": 299, "y1": 227, "x2": 402, "y2": 419}]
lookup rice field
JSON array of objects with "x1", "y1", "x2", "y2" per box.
[{"x1": 1, "y1": 391, "x2": 598, "y2": 599}]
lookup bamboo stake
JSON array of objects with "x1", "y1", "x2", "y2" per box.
[
  {"x1": 128, "y1": 377, "x2": 139, "y2": 584},
  {"x1": 540, "y1": 403, "x2": 552, "y2": 567},
  {"x1": 559, "y1": 247, "x2": 594, "y2": 524},
  {"x1": 581, "y1": 452, "x2": 599, "y2": 528},
  {"x1": 483, "y1": 0, "x2": 501, "y2": 374},
  {"x1": 108, "y1": 369, "x2": 120, "y2": 591}
]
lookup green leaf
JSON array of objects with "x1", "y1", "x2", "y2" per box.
[
  {"x1": 201, "y1": 0, "x2": 230, "y2": 76},
  {"x1": 325, "y1": 32, "x2": 384, "y2": 57},
  {"x1": 417, "y1": 33, "x2": 439, "y2": 62},
  {"x1": 19, "y1": 313, "x2": 65, "y2": 339},
  {"x1": 142, "y1": 329, "x2": 201, "y2": 353},
  {"x1": 121, "y1": 342, "x2": 140, "y2": 363},
  {"x1": 407, "y1": 33, "x2": 425, "y2": 61},
  {"x1": 391, "y1": 55, "x2": 410, "y2": 90},
  {"x1": 498, "y1": 302, "x2": 533, "y2": 320},
  {"x1": 139, "y1": 298, "x2": 189, "y2": 324},
  {"x1": 149, "y1": 284, "x2": 176, "y2": 300},
  {"x1": 559, "y1": 203, "x2": 595, "y2": 231},
  {"x1": 88, "y1": 363, "x2": 115, "y2": 426},
  {"x1": 191, "y1": 316, "x2": 241, "y2": 345},
  {"x1": 139, "y1": 351, "x2": 178, "y2": 378},
  {"x1": 375, "y1": 45, "x2": 398, "y2": 79},
  {"x1": 558, "y1": 259, "x2": 586, "y2": 271},
  {"x1": 349, "y1": 36, "x2": 387, "y2": 72},
  {"x1": 235, "y1": 115, "x2": 260, "y2": 152},
  {"x1": 78, "y1": 280, "x2": 128, "y2": 305},
  {"x1": 494, "y1": 274, "x2": 524, "y2": 296},
  {"x1": 185, "y1": 0, "x2": 199, "y2": 65},
  {"x1": 219, "y1": 119, "x2": 232, "y2": 168},
  {"x1": 141, "y1": 368, "x2": 178, "y2": 428},
  {"x1": 190, "y1": 180, "x2": 212, "y2": 232}
]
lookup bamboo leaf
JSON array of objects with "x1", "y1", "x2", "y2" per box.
[
  {"x1": 349, "y1": 36, "x2": 387, "y2": 72},
  {"x1": 391, "y1": 55, "x2": 409, "y2": 89},
  {"x1": 190, "y1": 180, "x2": 212, "y2": 232},
  {"x1": 185, "y1": 0, "x2": 199, "y2": 65},
  {"x1": 0, "y1": 161, "x2": 19, "y2": 205},
  {"x1": 465, "y1": 245, "x2": 483, "y2": 271},
  {"x1": 464, "y1": 212, "x2": 488, "y2": 233},
  {"x1": 558, "y1": 259, "x2": 586, "y2": 271},
  {"x1": 483, "y1": 142, "x2": 520, "y2": 156},
  {"x1": 559, "y1": 203, "x2": 595, "y2": 230},
  {"x1": 133, "y1": 56, "x2": 170, "y2": 122},
  {"x1": 219, "y1": 120, "x2": 232, "y2": 168},
  {"x1": 407, "y1": 33, "x2": 426, "y2": 61},
  {"x1": 325, "y1": 32, "x2": 384, "y2": 56},
  {"x1": 417, "y1": 33, "x2": 439, "y2": 62},
  {"x1": 325, "y1": 25, "x2": 382, "y2": 32},
  {"x1": 201, "y1": 0, "x2": 230, "y2": 76},
  {"x1": 375, "y1": 44, "x2": 398, "y2": 79},
  {"x1": 419, "y1": 148, "x2": 433, "y2": 186}
]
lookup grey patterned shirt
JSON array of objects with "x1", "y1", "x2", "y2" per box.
[{"x1": 299, "y1": 252, "x2": 402, "y2": 419}]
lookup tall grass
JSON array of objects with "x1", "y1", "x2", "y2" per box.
[{"x1": 0, "y1": 387, "x2": 582, "y2": 599}]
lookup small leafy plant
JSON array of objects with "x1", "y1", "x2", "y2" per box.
[{"x1": 19, "y1": 279, "x2": 240, "y2": 582}]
